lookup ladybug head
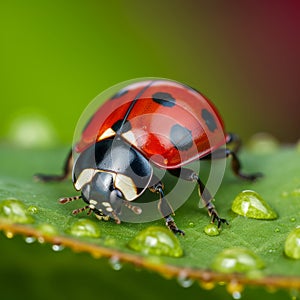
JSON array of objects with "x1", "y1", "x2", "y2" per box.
[
  {"x1": 74, "y1": 168, "x2": 139, "y2": 217},
  {"x1": 72, "y1": 138, "x2": 154, "y2": 217}
]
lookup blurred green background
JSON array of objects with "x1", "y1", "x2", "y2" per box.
[
  {"x1": 1, "y1": 0, "x2": 299, "y2": 148},
  {"x1": 1, "y1": 1, "x2": 299, "y2": 299}
]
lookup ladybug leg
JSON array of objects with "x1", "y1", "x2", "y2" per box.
[
  {"x1": 34, "y1": 149, "x2": 73, "y2": 182},
  {"x1": 202, "y1": 133, "x2": 262, "y2": 181},
  {"x1": 168, "y1": 168, "x2": 228, "y2": 228},
  {"x1": 149, "y1": 179, "x2": 185, "y2": 236}
]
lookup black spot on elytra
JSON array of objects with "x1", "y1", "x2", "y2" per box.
[
  {"x1": 152, "y1": 92, "x2": 176, "y2": 107},
  {"x1": 201, "y1": 109, "x2": 217, "y2": 132},
  {"x1": 110, "y1": 89, "x2": 128, "y2": 100},
  {"x1": 112, "y1": 119, "x2": 132, "y2": 133},
  {"x1": 170, "y1": 124, "x2": 193, "y2": 151}
]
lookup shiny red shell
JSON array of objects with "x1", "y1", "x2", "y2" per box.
[{"x1": 76, "y1": 79, "x2": 227, "y2": 169}]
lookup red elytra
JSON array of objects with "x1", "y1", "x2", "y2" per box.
[{"x1": 76, "y1": 79, "x2": 227, "y2": 169}]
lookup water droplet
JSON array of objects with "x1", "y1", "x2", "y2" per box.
[
  {"x1": 247, "y1": 132, "x2": 279, "y2": 154},
  {"x1": 27, "y1": 205, "x2": 38, "y2": 214},
  {"x1": 38, "y1": 237, "x2": 45, "y2": 244},
  {"x1": 290, "y1": 288, "x2": 299, "y2": 300},
  {"x1": 284, "y1": 227, "x2": 300, "y2": 259},
  {"x1": 104, "y1": 237, "x2": 117, "y2": 246},
  {"x1": 199, "y1": 281, "x2": 215, "y2": 290},
  {"x1": 226, "y1": 280, "x2": 244, "y2": 299},
  {"x1": 25, "y1": 236, "x2": 36, "y2": 244},
  {"x1": 5, "y1": 231, "x2": 14, "y2": 239},
  {"x1": 281, "y1": 191, "x2": 289, "y2": 198},
  {"x1": 91, "y1": 252, "x2": 102, "y2": 259},
  {"x1": 177, "y1": 272, "x2": 194, "y2": 288},
  {"x1": 211, "y1": 247, "x2": 265, "y2": 274},
  {"x1": 231, "y1": 190, "x2": 277, "y2": 220},
  {"x1": 52, "y1": 244, "x2": 64, "y2": 252},
  {"x1": 128, "y1": 226, "x2": 183, "y2": 257},
  {"x1": 109, "y1": 256, "x2": 122, "y2": 271},
  {"x1": 204, "y1": 223, "x2": 220, "y2": 236},
  {"x1": 0, "y1": 199, "x2": 34, "y2": 224},
  {"x1": 8, "y1": 112, "x2": 57, "y2": 148},
  {"x1": 291, "y1": 188, "x2": 300, "y2": 197},
  {"x1": 68, "y1": 218, "x2": 101, "y2": 238},
  {"x1": 36, "y1": 223, "x2": 58, "y2": 236},
  {"x1": 188, "y1": 222, "x2": 195, "y2": 228},
  {"x1": 290, "y1": 217, "x2": 296, "y2": 222}
]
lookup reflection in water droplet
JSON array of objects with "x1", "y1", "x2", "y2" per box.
[
  {"x1": 109, "y1": 256, "x2": 122, "y2": 271},
  {"x1": 177, "y1": 272, "x2": 194, "y2": 288},
  {"x1": 231, "y1": 190, "x2": 277, "y2": 220},
  {"x1": 27, "y1": 205, "x2": 38, "y2": 214},
  {"x1": 204, "y1": 223, "x2": 220, "y2": 236},
  {"x1": 188, "y1": 222, "x2": 195, "y2": 228},
  {"x1": 284, "y1": 227, "x2": 300, "y2": 259},
  {"x1": 52, "y1": 244, "x2": 64, "y2": 252},
  {"x1": 68, "y1": 218, "x2": 101, "y2": 238},
  {"x1": 0, "y1": 199, "x2": 34, "y2": 224},
  {"x1": 128, "y1": 226, "x2": 183, "y2": 258},
  {"x1": 25, "y1": 236, "x2": 36, "y2": 244},
  {"x1": 211, "y1": 247, "x2": 265, "y2": 274}
]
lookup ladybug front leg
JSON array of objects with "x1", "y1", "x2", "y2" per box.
[
  {"x1": 149, "y1": 180, "x2": 185, "y2": 236},
  {"x1": 34, "y1": 149, "x2": 73, "y2": 182},
  {"x1": 168, "y1": 168, "x2": 228, "y2": 228}
]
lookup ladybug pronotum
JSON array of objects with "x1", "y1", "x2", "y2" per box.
[{"x1": 36, "y1": 79, "x2": 260, "y2": 235}]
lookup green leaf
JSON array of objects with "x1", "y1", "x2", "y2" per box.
[{"x1": 0, "y1": 144, "x2": 300, "y2": 291}]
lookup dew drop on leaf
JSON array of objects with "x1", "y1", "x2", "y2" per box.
[
  {"x1": 127, "y1": 226, "x2": 183, "y2": 258},
  {"x1": 36, "y1": 223, "x2": 58, "y2": 236},
  {"x1": 24, "y1": 236, "x2": 36, "y2": 244},
  {"x1": 231, "y1": 190, "x2": 277, "y2": 220},
  {"x1": 177, "y1": 272, "x2": 194, "y2": 288},
  {"x1": 188, "y1": 222, "x2": 195, "y2": 228},
  {"x1": 204, "y1": 223, "x2": 220, "y2": 236},
  {"x1": 109, "y1": 256, "x2": 122, "y2": 271},
  {"x1": 27, "y1": 205, "x2": 38, "y2": 214},
  {"x1": 226, "y1": 280, "x2": 244, "y2": 300},
  {"x1": 0, "y1": 199, "x2": 34, "y2": 224},
  {"x1": 211, "y1": 247, "x2": 265, "y2": 274},
  {"x1": 284, "y1": 227, "x2": 300, "y2": 259},
  {"x1": 199, "y1": 281, "x2": 215, "y2": 290},
  {"x1": 68, "y1": 218, "x2": 101, "y2": 238},
  {"x1": 5, "y1": 231, "x2": 14, "y2": 239},
  {"x1": 52, "y1": 244, "x2": 64, "y2": 252},
  {"x1": 247, "y1": 132, "x2": 279, "y2": 154}
]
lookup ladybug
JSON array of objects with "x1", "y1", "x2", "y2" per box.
[{"x1": 36, "y1": 79, "x2": 260, "y2": 235}]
